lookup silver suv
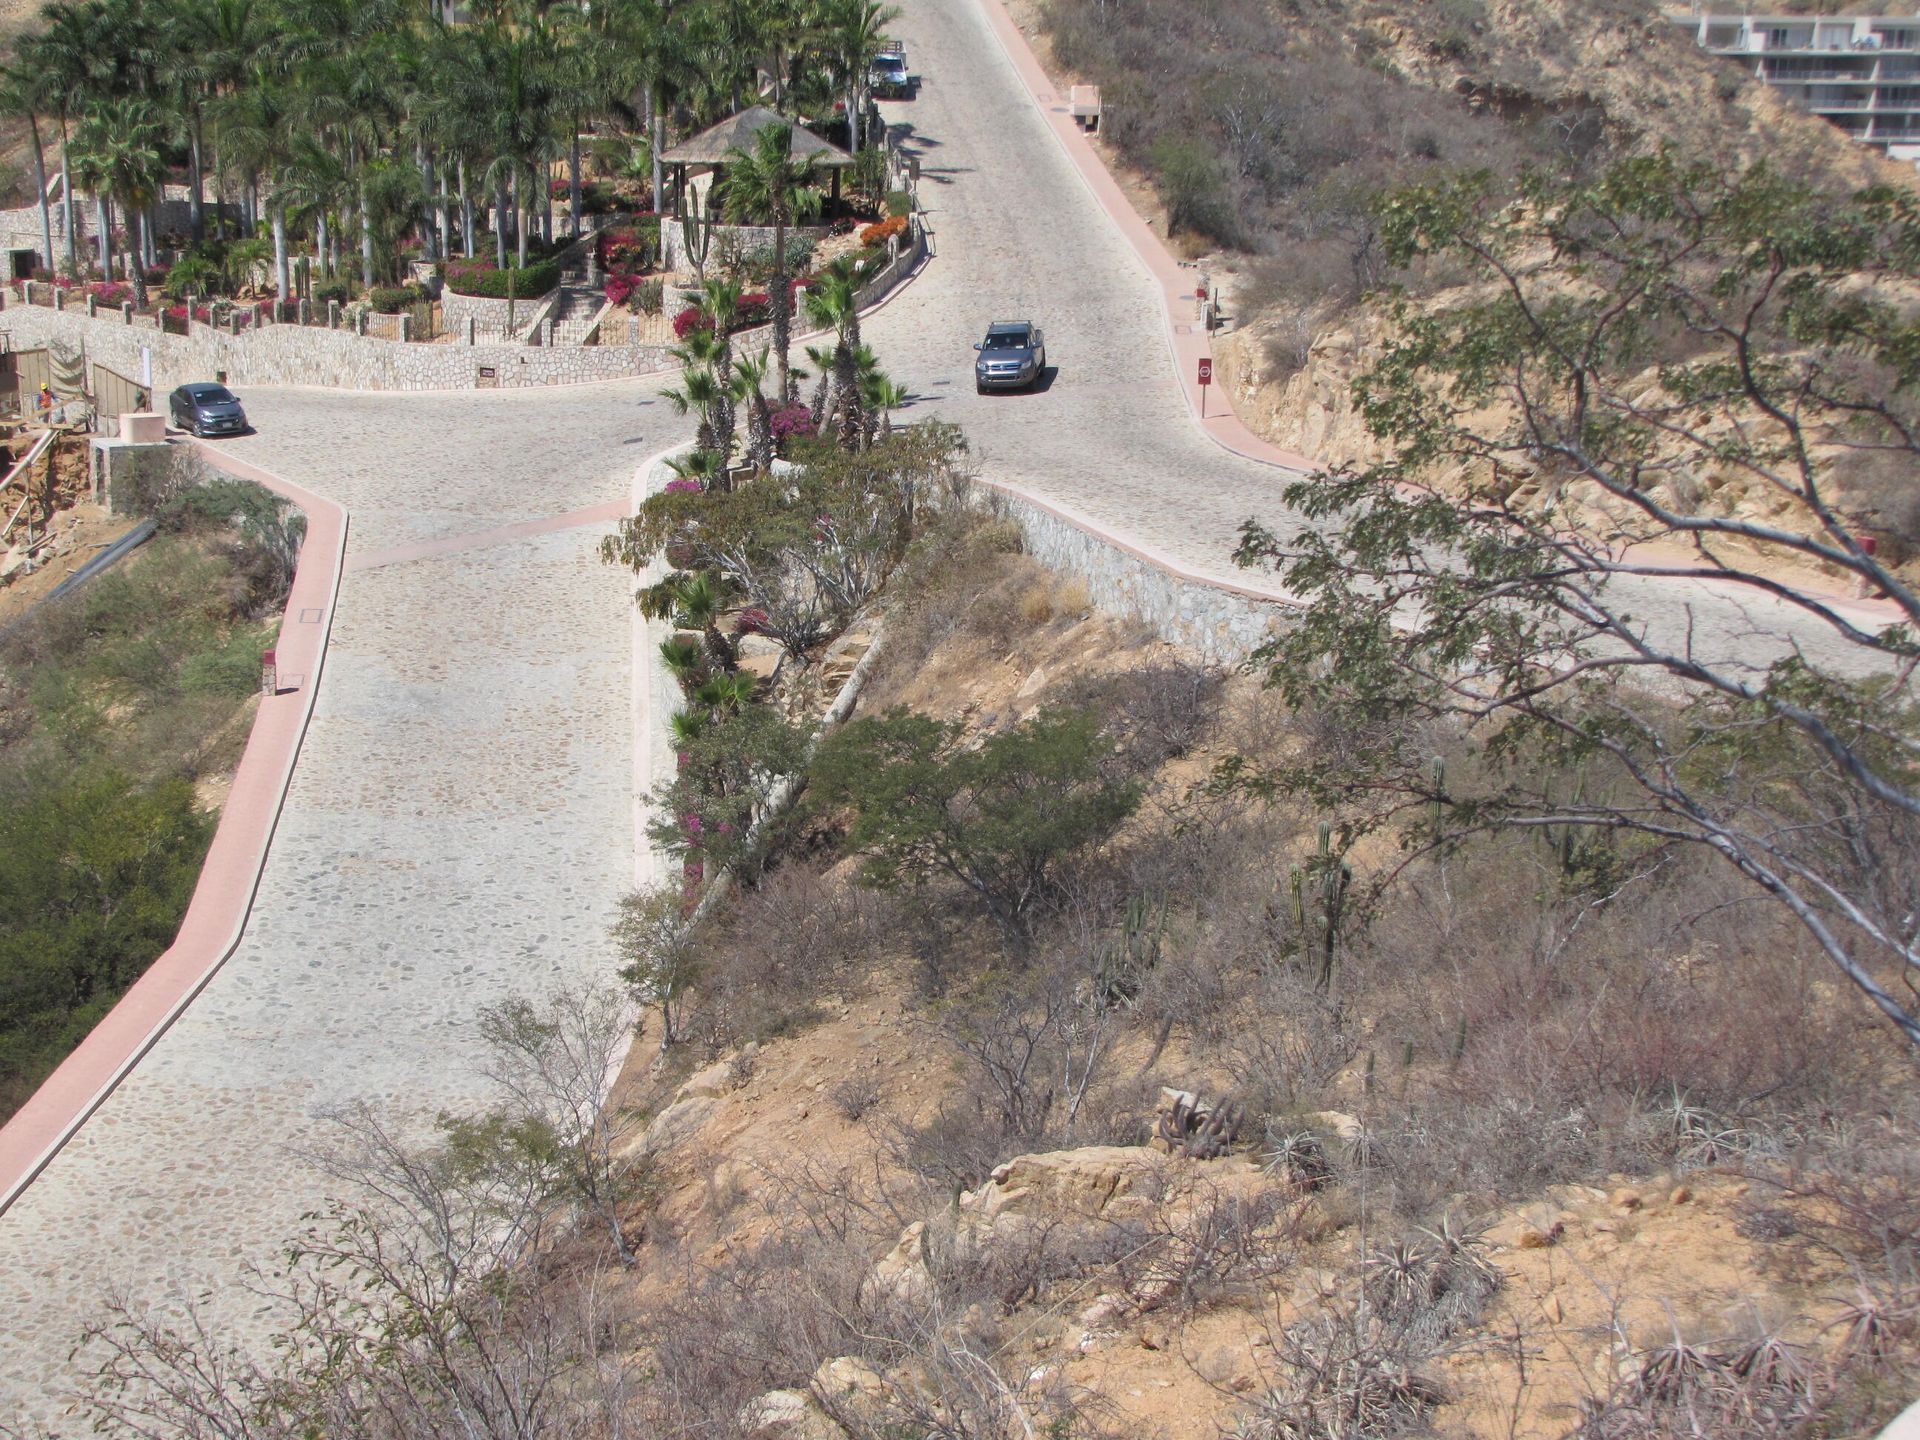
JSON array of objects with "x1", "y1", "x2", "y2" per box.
[{"x1": 973, "y1": 321, "x2": 1046, "y2": 393}]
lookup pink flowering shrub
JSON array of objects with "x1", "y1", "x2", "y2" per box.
[
  {"x1": 769, "y1": 405, "x2": 815, "y2": 442},
  {"x1": 604, "y1": 274, "x2": 634, "y2": 307},
  {"x1": 663, "y1": 476, "x2": 703, "y2": 495},
  {"x1": 733, "y1": 606, "x2": 770, "y2": 636},
  {"x1": 672, "y1": 305, "x2": 712, "y2": 340}
]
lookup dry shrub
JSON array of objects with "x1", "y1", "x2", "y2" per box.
[
  {"x1": 688, "y1": 863, "x2": 897, "y2": 1049},
  {"x1": 1053, "y1": 576, "x2": 1091, "y2": 618},
  {"x1": 1017, "y1": 581, "x2": 1054, "y2": 626},
  {"x1": 1059, "y1": 657, "x2": 1227, "y2": 769},
  {"x1": 867, "y1": 509, "x2": 1024, "y2": 695}
]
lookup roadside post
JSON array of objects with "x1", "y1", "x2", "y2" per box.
[
  {"x1": 261, "y1": 649, "x2": 277, "y2": 697},
  {"x1": 1197, "y1": 356, "x2": 1212, "y2": 418}
]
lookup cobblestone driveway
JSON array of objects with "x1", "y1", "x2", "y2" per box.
[{"x1": 0, "y1": 384, "x2": 682, "y2": 1426}]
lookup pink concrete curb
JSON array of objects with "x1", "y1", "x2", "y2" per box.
[{"x1": 0, "y1": 442, "x2": 348, "y2": 1214}]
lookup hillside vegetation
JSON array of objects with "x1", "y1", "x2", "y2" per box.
[{"x1": 0, "y1": 461, "x2": 301, "y2": 1119}]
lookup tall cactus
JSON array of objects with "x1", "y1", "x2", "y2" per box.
[
  {"x1": 1314, "y1": 821, "x2": 1352, "y2": 992},
  {"x1": 679, "y1": 188, "x2": 716, "y2": 282}
]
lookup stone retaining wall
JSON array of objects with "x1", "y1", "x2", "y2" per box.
[
  {"x1": 980, "y1": 480, "x2": 1289, "y2": 665},
  {"x1": 0, "y1": 215, "x2": 926, "y2": 394}
]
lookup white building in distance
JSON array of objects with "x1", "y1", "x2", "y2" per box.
[{"x1": 1666, "y1": 10, "x2": 1920, "y2": 164}]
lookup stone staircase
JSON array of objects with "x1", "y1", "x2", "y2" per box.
[{"x1": 547, "y1": 253, "x2": 605, "y2": 345}]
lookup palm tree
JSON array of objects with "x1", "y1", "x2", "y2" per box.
[
  {"x1": 660, "y1": 633, "x2": 706, "y2": 695},
  {"x1": 664, "y1": 356, "x2": 724, "y2": 457},
  {"x1": 863, "y1": 371, "x2": 908, "y2": 443},
  {"x1": 72, "y1": 99, "x2": 165, "y2": 306},
  {"x1": 826, "y1": 0, "x2": 898, "y2": 153},
  {"x1": 670, "y1": 571, "x2": 739, "y2": 672},
  {"x1": 0, "y1": 66, "x2": 56, "y2": 279},
  {"x1": 732, "y1": 347, "x2": 775, "y2": 473},
  {"x1": 723, "y1": 121, "x2": 822, "y2": 404},
  {"x1": 693, "y1": 670, "x2": 757, "y2": 714},
  {"x1": 803, "y1": 258, "x2": 864, "y2": 449}
]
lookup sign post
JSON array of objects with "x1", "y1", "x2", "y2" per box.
[{"x1": 1197, "y1": 356, "x2": 1212, "y2": 417}]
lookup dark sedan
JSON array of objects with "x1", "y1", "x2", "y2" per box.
[{"x1": 168, "y1": 382, "x2": 250, "y2": 437}]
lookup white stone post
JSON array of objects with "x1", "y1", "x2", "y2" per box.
[
  {"x1": 542, "y1": 318, "x2": 554, "y2": 347},
  {"x1": 229, "y1": 310, "x2": 241, "y2": 336},
  {"x1": 85, "y1": 293, "x2": 96, "y2": 319},
  {"x1": 298, "y1": 299, "x2": 310, "y2": 326},
  {"x1": 121, "y1": 301, "x2": 133, "y2": 325},
  {"x1": 328, "y1": 300, "x2": 340, "y2": 329}
]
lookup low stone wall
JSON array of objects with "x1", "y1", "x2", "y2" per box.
[
  {"x1": 980, "y1": 480, "x2": 1289, "y2": 665},
  {"x1": 663, "y1": 221, "x2": 832, "y2": 274},
  {"x1": 440, "y1": 285, "x2": 560, "y2": 340},
  {"x1": 0, "y1": 302, "x2": 677, "y2": 393}
]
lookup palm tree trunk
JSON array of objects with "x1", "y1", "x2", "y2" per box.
[
  {"x1": 58, "y1": 111, "x2": 75, "y2": 274},
  {"x1": 514, "y1": 168, "x2": 527, "y2": 269},
  {"x1": 359, "y1": 180, "x2": 374, "y2": 289},
  {"x1": 651, "y1": 101, "x2": 665, "y2": 212},
  {"x1": 272, "y1": 203, "x2": 289, "y2": 308},
  {"x1": 772, "y1": 207, "x2": 792, "y2": 402},
  {"x1": 94, "y1": 193, "x2": 110, "y2": 276},
  {"x1": 569, "y1": 124, "x2": 582, "y2": 240},
  {"x1": 26, "y1": 115, "x2": 51, "y2": 278},
  {"x1": 245, "y1": 175, "x2": 258, "y2": 234},
  {"x1": 417, "y1": 142, "x2": 437, "y2": 261},
  {"x1": 494, "y1": 176, "x2": 509, "y2": 270},
  {"x1": 459, "y1": 158, "x2": 474, "y2": 257},
  {"x1": 315, "y1": 210, "x2": 328, "y2": 280},
  {"x1": 124, "y1": 210, "x2": 147, "y2": 309},
  {"x1": 189, "y1": 120, "x2": 205, "y2": 242}
]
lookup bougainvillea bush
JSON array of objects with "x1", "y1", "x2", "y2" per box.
[{"x1": 672, "y1": 306, "x2": 714, "y2": 340}]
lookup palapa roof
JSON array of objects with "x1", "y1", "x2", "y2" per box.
[{"x1": 658, "y1": 106, "x2": 855, "y2": 168}]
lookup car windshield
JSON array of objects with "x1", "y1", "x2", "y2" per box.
[
  {"x1": 190, "y1": 386, "x2": 235, "y2": 403},
  {"x1": 875, "y1": 57, "x2": 905, "y2": 71},
  {"x1": 982, "y1": 332, "x2": 1029, "y2": 350}
]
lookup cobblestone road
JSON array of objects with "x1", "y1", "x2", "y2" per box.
[{"x1": 0, "y1": 385, "x2": 682, "y2": 1427}]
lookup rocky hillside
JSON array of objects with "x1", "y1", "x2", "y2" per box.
[{"x1": 600, "y1": 523, "x2": 1919, "y2": 1440}]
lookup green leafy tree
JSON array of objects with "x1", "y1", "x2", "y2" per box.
[
  {"x1": 1235, "y1": 151, "x2": 1920, "y2": 1044},
  {"x1": 810, "y1": 707, "x2": 1143, "y2": 940},
  {"x1": 646, "y1": 700, "x2": 808, "y2": 875}
]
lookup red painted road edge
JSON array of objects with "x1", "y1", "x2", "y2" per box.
[{"x1": 0, "y1": 442, "x2": 347, "y2": 1214}]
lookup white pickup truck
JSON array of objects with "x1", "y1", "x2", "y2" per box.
[{"x1": 871, "y1": 41, "x2": 912, "y2": 99}]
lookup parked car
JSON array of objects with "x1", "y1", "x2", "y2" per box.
[
  {"x1": 973, "y1": 321, "x2": 1046, "y2": 393},
  {"x1": 871, "y1": 41, "x2": 912, "y2": 98},
  {"x1": 168, "y1": 382, "x2": 250, "y2": 437}
]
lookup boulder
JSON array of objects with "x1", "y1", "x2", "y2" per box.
[
  {"x1": 740, "y1": 1389, "x2": 847, "y2": 1440},
  {"x1": 630, "y1": 1095, "x2": 715, "y2": 1159},
  {"x1": 966, "y1": 1146, "x2": 1171, "y2": 1227},
  {"x1": 864, "y1": 1219, "x2": 933, "y2": 1307}
]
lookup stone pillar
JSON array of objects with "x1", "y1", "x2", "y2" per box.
[
  {"x1": 51, "y1": 286, "x2": 64, "y2": 312},
  {"x1": 21, "y1": 280, "x2": 33, "y2": 306},
  {"x1": 399, "y1": 313, "x2": 411, "y2": 343},
  {"x1": 465, "y1": 315, "x2": 476, "y2": 346},
  {"x1": 230, "y1": 310, "x2": 241, "y2": 337},
  {"x1": 328, "y1": 300, "x2": 340, "y2": 330},
  {"x1": 542, "y1": 318, "x2": 554, "y2": 347},
  {"x1": 85, "y1": 293, "x2": 97, "y2": 319},
  {"x1": 356, "y1": 308, "x2": 368, "y2": 337},
  {"x1": 121, "y1": 301, "x2": 133, "y2": 325},
  {"x1": 297, "y1": 299, "x2": 310, "y2": 326}
]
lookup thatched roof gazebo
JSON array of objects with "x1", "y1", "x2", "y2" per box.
[{"x1": 659, "y1": 106, "x2": 855, "y2": 218}]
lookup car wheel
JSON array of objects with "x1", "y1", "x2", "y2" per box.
[{"x1": 976, "y1": 380, "x2": 987, "y2": 395}]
